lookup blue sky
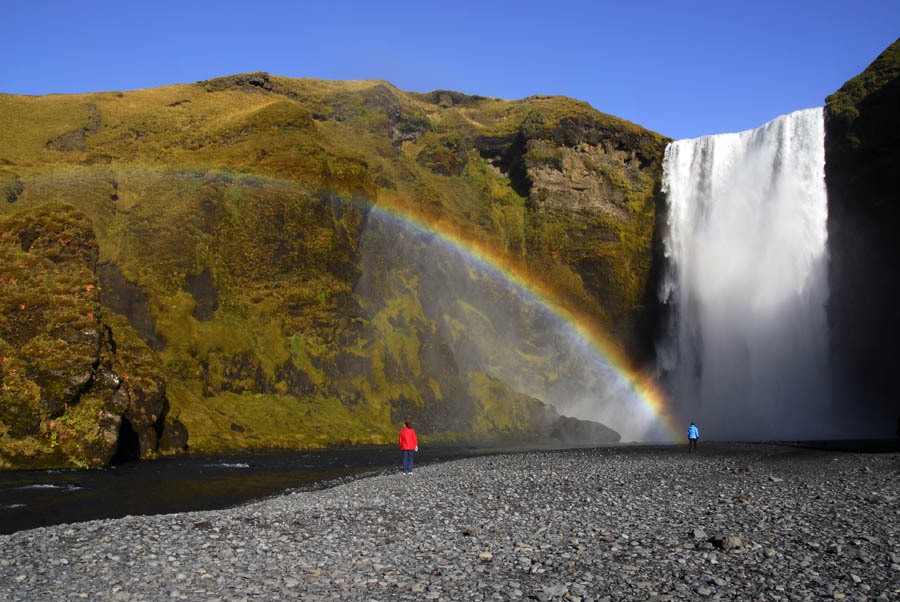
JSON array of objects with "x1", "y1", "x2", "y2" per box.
[{"x1": 2, "y1": 1, "x2": 897, "y2": 140}]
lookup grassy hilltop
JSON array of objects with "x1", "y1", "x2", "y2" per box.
[{"x1": 0, "y1": 73, "x2": 669, "y2": 468}]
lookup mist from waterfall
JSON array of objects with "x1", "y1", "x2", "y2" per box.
[
  {"x1": 658, "y1": 107, "x2": 837, "y2": 440},
  {"x1": 354, "y1": 209, "x2": 667, "y2": 442}
]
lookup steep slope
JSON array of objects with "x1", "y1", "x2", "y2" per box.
[
  {"x1": 0, "y1": 204, "x2": 186, "y2": 468},
  {"x1": 824, "y1": 38, "x2": 900, "y2": 434},
  {"x1": 0, "y1": 74, "x2": 668, "y2": 466}
]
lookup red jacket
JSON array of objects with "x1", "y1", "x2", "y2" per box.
[{"x1": 399, "y1": 427, "x2": 417, "y2": 450}]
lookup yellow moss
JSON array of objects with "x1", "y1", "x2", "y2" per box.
[
  {"x1": 289, "y1": 335, "x2": 326, "y2": 387},
  {"x1": 181, "y1": 391, "x2": 395, "y2": 453},
  {"x1": 366, "y1": 342, "x2": 422, "y2": 406},
  {"x1": 0, "y1": 75, "x2": 668, "y2": 458},
  {"x1": 466, "y1": 372, "x2": 543, "y2": 436},
  {"x1": 371, "y1": 282, "x2": 426, "y2": 374}
]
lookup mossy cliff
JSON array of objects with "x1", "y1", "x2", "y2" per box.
[
  {"x1": 0, "y1": 74, "x2": 668, "y2": 467},
  {"x1": 824, "y1": 37, "x2": 900, "y2": 433},
  {"x1": 0, "y1": 204, "x2": 186, "y2": 469}
]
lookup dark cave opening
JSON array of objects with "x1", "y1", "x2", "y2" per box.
[{"x1": 110, "y1": 417, "x2": 141, "y2": 464}]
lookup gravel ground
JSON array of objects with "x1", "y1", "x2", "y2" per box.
[{"x1": 2, "y1": 443, "x2": 899, "y2": 601}]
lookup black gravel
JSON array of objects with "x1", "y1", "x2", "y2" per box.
[{"x1": 2, "y1": 443, "x2": 898, "y2": 601}]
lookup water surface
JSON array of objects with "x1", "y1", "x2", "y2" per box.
[{"x1": 0, "y1": 444, "x2": 528, "y2": 534}]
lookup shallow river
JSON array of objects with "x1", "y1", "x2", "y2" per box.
[
  {"x1": 4, "y1": 439, "x2": 894, "y2": 535},
  {"x1": 0, "y1": 444, "x2": 534, "y2": 534}
]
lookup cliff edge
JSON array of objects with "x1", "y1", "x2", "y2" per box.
[{"x1": 825, "y1": 37, "x2": 900, "y2": 434}]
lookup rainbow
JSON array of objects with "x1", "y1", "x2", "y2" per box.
[
  {"x1": 367, "y1": 195, "x2": 680, "y2": 442},
  {"x1": 35, "y1": 166, "x2": 680, "y2": 441}
]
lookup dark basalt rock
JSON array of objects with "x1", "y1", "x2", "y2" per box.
[
  {"x1": 413, "y1": 89, "x2": 490, "y2": 107},
  {"x1": 46, "y1": 104, "x2": 101, "y2": 152},
  {"x1": 548, "y1": 415, "x2": 620, "y2": 444},
  {"x1": 183, "y1": 267, "x2": 219, "y2": 321},
  {"x1": 275, "y1": 360, "x2": 316, "y2": 398},
  {"x1": 98, "y1": 262, "x2": 166, "y2": 351},
  {"x1": 825, "y1": 38, "x2": 900, "y2": 434},
  {"x1": 1, "y1": 173, "x2": 24, "y2": 203},
  {"x1": 198, "y1": 72, "x2": 299, "y2": 100},
  {"x1": 219, "y1": 352, "x2": 274, "y2": 394},
  {"x1": 201, "y1": 72, "x2": 274, "y2": 93}
]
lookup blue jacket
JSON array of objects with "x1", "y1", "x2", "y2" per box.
[{"x1": 688, "y1": 424, "x2": 699, "y2": 439}]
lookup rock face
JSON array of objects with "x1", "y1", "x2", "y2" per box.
[
  {"x1": 0, "y1": 204, "x2": 186, "y2": 468},
  {"x1": 824, "y1": 38, "x2": 900, "y2": 434},
  {"x1": 0, "y1": 75, "x2": 668, "y2": 466},
  {"x1": 474, "y1": 105, "x2": 667, "y2": 359}
]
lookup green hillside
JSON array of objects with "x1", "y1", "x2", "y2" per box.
[{"x1": 0, "y1": 73, "x2": 668, "y2": 468}]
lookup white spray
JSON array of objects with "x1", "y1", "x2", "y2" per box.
[
  {"x1": 658, "y1": 107, "x2": 834, "y2": 440},
  {"x1": 356, "y1": 208, "x2": 666, "y2": 442}
]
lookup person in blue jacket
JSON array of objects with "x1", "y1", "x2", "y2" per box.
[{"x1": 688, "y1": 422, "x2": 699, "y2": 453}]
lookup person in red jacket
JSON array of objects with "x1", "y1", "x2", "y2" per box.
[{"x1": 399, "y1": 421, "x2": 418, "y2": 474}]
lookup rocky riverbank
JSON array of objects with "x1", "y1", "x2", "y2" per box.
[{"x1": 2, "y1": 443, "x2": 898, "y2": 601}]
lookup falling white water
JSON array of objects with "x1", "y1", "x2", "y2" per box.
[{"x1": 658, "y1": 107, "x2": 833, "y2": 440}]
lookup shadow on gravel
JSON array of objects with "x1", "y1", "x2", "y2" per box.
[{"x1": 780, "y1": 439, "x2": 900, "y2": 453}]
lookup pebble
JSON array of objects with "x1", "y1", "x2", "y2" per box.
[{"x1": 1, "y1": 443, "x2": 899, "y2": 601}]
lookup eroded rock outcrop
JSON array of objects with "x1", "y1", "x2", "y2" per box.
[
  {"x1": 0, "y1": 204, "x2": 186, "y2": 469},
  {"x1": 475, "y1": 105, "x2": 669, "y2": 358}
]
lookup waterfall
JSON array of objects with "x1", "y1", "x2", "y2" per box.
[{"x1": 658, "y1": 107, "x2": 833, "y2": 440}]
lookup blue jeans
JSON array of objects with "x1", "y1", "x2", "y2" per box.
[{"x1": 402, "y1": 450, "x2": 414, "y2": 473}]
